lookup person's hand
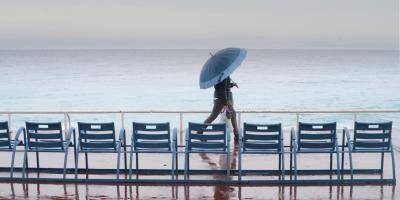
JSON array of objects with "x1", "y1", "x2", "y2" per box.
[{"x1": 232, "y1": 82, "x2": 239, "y2": 88}]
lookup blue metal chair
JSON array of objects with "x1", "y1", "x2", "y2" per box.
[
  {"x1": 238, "y1": 123, "x2": 284, "y2": 181},
  {"x1": 21, "y1": 122, "x2": 75, "y2": 179},
  {"x1": 290, "y1": 122, "x2": 340, "y2": 180},
  {"x1": 342, "y1": 121, "x2": 396, "y2": 182},
  {"x1": 74, "y1": 122, "x2": 126, "y2": 179},
  {"x1": 128, "y1": 122, "x2": 177, "y2": 180},
  {"x1": 1, "y1": 122, "x2": 26, "y2": 178},
  {"x1": 184, "y1": 122, "x2": 230, "y2": 180}
]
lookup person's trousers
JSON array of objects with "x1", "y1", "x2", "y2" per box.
[{"x1": 204, "y1": 100, "x2": 239, "y2": 138}]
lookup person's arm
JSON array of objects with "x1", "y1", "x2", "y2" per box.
[{"x1": 229, "y1": 78, "x2": 239, "y2": 88}]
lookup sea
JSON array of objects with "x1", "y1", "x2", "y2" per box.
[
  {"x1": 0, "y1": 49, "x2": 399, "y2": 199},
  {"x1": 0, "y1": 49, "x2": 399, "y2": 128}
]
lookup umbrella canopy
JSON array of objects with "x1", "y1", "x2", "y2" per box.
[{"x1": 199, "y1": 48, "x2": 247, "y2": 89}]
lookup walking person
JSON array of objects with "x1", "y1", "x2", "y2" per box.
[
  {"x1": 204, "y1": 76, "x2": 239, "y2": 142},
  {"x1": 199, "y1": 48, "x2": 247, "y2": 142}
]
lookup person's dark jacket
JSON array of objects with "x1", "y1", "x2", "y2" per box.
[{"x1": 214, "y1": 77, "x2": 235, "y2": 105}]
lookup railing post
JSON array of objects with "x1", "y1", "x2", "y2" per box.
[
  {"x1": 64, "y1": 112, "x2": 68, "y2": 138},
  {"x1": 67, "y1": 113, "x2": 71, "y2": 130},
  {"x1": 238, "y1": 112, "x2": 242, "y2": 130},
  {"x1": 120, "y1": 112, "x2": 125, "y2": 129},
  {"x1": 353, "y1": 113, "x2": 357, "y2": 122},
  {"x1": 7, "y1": 113, "x2": 12, "y2": 134},
  {"x1": 179, "y1": 113, "x2": 183, "y2": 146},
  {"x1": 296, "y1": 113, "x2": 300, "y2": 131}
]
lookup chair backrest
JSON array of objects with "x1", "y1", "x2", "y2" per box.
[
  {"x1": 187, "y1": 122, "x2": 227, "y2": 151},
  {"x1": 353, "y1": 121, "x2": 392, "y2": 150},
  {"x1": 26, "y1": 122, "x2": 64, "y2": 150},
  {"x1": 297, "y1": 122, "x2": 337, "y2": 150},
  {"x1": 77, "y1": 122, "x2": 116, "y2": 150},
  {"x1": 0, "y1": 122, "x2": 11, "y2": 149},
  {"x1": 243, "y1": 123, "x2": 282, "y2": 151},
  {"x1": 132, "y1": 122, "x2": 171, "y2": 151}
]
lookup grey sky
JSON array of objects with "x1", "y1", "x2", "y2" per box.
[{"x1": 0, "y1": 0, "x2": 398, "y2": 49}]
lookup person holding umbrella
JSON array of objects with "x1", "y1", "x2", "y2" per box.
[{"x1": 199, "y1": 48, "x2": 247, "y2": 143}]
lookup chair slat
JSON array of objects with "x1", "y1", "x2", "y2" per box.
[
  {"x1": 29, "y1": 141, "x2": 63, "y2": 148},
  {"x1": 355, "y1": 122, "x2": 392, "y2": 131},
  {"x1": 80, "y1": 141, "x2": 115, "y2": 149},
  {"x1": 299, "y1": 142, "x2": 335, "y2": 149},
  {"x1": 79, "y1": 133, "x2": 114, "y2": 140},
  {"x1": 244, "y1": 142, "x2": 279, "y2": 150},
  {"x1": 133, "y1": 122, "x2": 170, "y2": 132},
  {"x1": 135, "y1": 141, "x2": 170, "y2": 149},
  {"x1": 189, "y1": 122, "x2": 226, "y2": 132},
  {"x1": 135, "y1": 133, "x2": 169, "y2": 140},
  {"x1": 354, "y1": 141, "x2": 390, "y2": 149},
  {"x1": 243, "y1": 123, "x2": 281, "y2": 132},
  {"x1": 0, "y1": 133, "x2": 9, "y2": 139},
  {"x1": 190, "y1": 133, "x2": 225, "y2": 140},
  {"x1": 0, "y1": 140, "x2": 10, "y2": 147},
  {"x1": 29, "y1": 133, "x2": 62, "y2": 139},
  {"x1": 26, "y1": 122, "x2": 62, "y2": 131},
  {"x1": 300, "y1": 133, "x2": 333, "y2": 140},
  {"x1": 299, "y1": 122, "x2": 336, "y2": 131},
  {"x1": 244, "y1": 134, "x2": 279, "y2": 141},
  {"x1": 0, "y1": 122, "x2": 8, "y2": 130},
  {"x1": 355, "y1": 133, "x2": 390, "y2": 140},
  {"x1": 78, "y1": 122, "x2": 115, "y2": 131},
  {"x1": 190, "y1": 142, "x2": 225, "y2": 149}
]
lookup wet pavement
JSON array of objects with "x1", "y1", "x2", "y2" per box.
[{"x1": 0, "y1": 129, "x2": 398, "y2": 199}]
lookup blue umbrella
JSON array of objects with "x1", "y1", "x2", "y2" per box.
[{"x1": 199, "y1": 48, "x2": 247, "y2": 89}]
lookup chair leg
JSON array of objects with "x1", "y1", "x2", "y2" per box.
[
  {"x1": 135, "y1": 152, "x2": 139, "y2": 179},
  {"x1": 85, "y1": 152, "x2": 88, "y2": 177},
  {"x1": 175, "y1": 151, "x2": 178, "y2": 179},
  {"x1": 36, "y1": 151, "x2": 40, "y2": 169},
  {"x1": 116, "y1": 150, "x2": 121, "y2": 179},
  {"x1": 329, "y1": 152, "x2": 333, "y2": 179},
  {"x1": 238, "y1": 150, "x2": 242, "y2": 181},
  {"x1": 129, "y1": 146, "x2": 134, "y2": 179},
  {"x1": 74, "y1": 150, "x2": 80, "y2": 179},
  {"x1": 380, "y1": 152, "x2": 385, "y2": 176},
  {"x1": 341, "y1": 133, "x2": 345, "y2": 180},
  {"x1": 293, "y1": 151, "x2": 298, "y2": 181},
  {"x1": 279, "y1": 153, "x2": 282, "y2": 174},
  {"x1": 226, "y1": 151, "x2": 231, "y2": 179},
  {"x1": 174, "y1": 149, "x2": 179, "y2": 178},
  {"x1": 335, "y1": 151, "x2": 340, "y2": 180},
  {"x1": 22, "y1": 149, "x2": 28, "y2": 179},
  {"x1": 281, "y1": 151, "x2": 285, "y2": 180},
  {"x1": 184, "y1": 152, "x2": 189, "y2": 180},
  {"x1": 390, "y1": 148, "x2": 396, "y2": 182},
  {"x1": 290, "y1": 147, "x2": 293, "y2": 179},
  {"x1": 348, "y1": 149, "x2": 354, "y2": 180},
  {"x1": 10, "y1": 149, "x2": 17, "y2": 178},
  {"x1": 171, "y1": 152, "x2": 175, "y2": 180},
  {"x1": 63, "y1": 149, "x2": 69, "y2": 179}
]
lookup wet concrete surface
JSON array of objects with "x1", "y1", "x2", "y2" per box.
[{"x1": 0, "y1": 129, "x2": 398, "y2": 199}]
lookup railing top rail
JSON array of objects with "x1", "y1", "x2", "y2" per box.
[{"x1": 0, "y1": 109, "x2": 399, "y2": 114}]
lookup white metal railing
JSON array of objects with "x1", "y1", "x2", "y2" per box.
[{"x1": 1, "y1": 109, "x2": 399, "y2": 145}]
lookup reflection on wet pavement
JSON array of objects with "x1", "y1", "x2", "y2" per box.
[
  {"x1": 0, "y1": 183, "x2": 397, "y2": 200},
  {"x1": 0, "y1": 137, "x2": 399, "y2": 199}
]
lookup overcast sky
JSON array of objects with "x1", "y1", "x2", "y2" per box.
[{"x1": 0, "y1": 0, "x2": 398, "y2": 50}]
